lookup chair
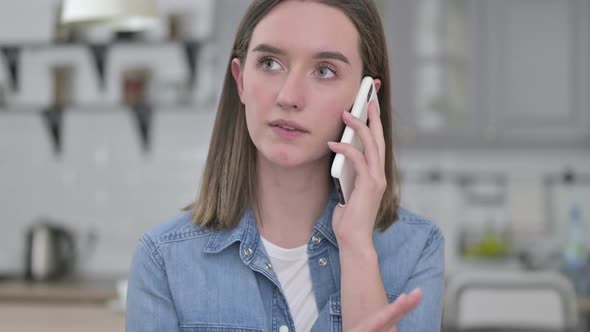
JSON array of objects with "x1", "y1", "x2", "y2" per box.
[{"x1": 442, "y1": 270, "x2": 579, "y2": 332}]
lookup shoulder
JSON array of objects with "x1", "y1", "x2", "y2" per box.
[
  {"x1": 139, "y1": 210, "x2": 215, "y2": 250},
  {"x1": 374, "y1": 206, "x2": 445, "y2": 256},
  {"x1": 388, "y1": 207, "x2": 443, "y2": 240},
  {"x1": 373, "y1": 207, "x2": 445, "y2": 294},
  {"x1": 394, "y1": 207, "x2": 444, "y2": 244}
]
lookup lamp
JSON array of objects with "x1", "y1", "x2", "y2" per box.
[{"x1": 61, "y1": 0, "x2": 160, "y2": 31}]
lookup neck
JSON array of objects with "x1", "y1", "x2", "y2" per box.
[{"x1": 255, "y1": 154, "x2": 332, "y2": 249}]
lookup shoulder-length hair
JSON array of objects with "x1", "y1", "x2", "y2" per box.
[{"x1": 186, "y1": 0, "x2": 400, "y2": 231}]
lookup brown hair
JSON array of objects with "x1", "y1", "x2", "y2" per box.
[{"x1": 186, "y1": 0, "x2": 400, "y2": 231}]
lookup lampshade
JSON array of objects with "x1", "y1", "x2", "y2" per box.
[{"x1": 61, "y1": 0, "x2": 159, "y2": 30}]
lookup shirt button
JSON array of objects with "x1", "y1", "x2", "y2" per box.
[
  {"x1": 318, "y1": 258, "x2": 328, "y2": 266},
  {"x1": 243, "y1": 248, "x2": 253, "y2": 256},
  {"x1": 312, "y1": 236, "x2": 321, "y2": 245},
  {"x1": 265, "y1": 262, "x2": 273, "y2": 270},
  {"x1": 279, "y1": 325, "x2": 289, "y2": 332}
]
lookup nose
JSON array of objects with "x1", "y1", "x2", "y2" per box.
[{"x1": 276, "y1": 71, "x2": 305, "y2": 111}]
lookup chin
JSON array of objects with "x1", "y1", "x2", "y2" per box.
[
  {"x1": 263, "y1": 149, "x2": 307, "y2": 168},
  {"x1": 261, "y1": 144, "x2": 329, "y2": 169}
]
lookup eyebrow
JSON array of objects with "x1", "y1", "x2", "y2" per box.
[{"x1": 252, "y1": 43, "x2": 350, "y2": 65}]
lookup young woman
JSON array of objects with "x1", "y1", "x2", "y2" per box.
[{"x1": 126, "y1": 1, "x2": 445, "y2": 331}]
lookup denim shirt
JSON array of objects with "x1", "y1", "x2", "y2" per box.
[{"x1": 126, "y1": 193, "x2": 445, "y2": 332}]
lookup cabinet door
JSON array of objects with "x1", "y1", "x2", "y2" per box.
[
  {"x1": 0, "y1": 303, "x2": 124, "y2": 332},
  {"x1": 381, "y1": 0, "x2": 590, "y2": 148},
  {"x1": 483, "y1": 0, "x2": 590, "y2": 146},
  {"x1": 384, "y1": 0, "x2": 485, "y2": 147}
]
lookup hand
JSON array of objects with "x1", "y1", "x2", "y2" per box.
[
  {"x1": 328, "y1": 100, "x2": 386, "y2": 248},
  {"x1": 349, "y1": 288, "x2": 423, "y2": 332}
]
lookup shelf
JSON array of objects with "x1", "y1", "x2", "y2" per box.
[
  {"x1": 0, "y1": 103, "x2": 206, "y2": 114},
  {"x1": 0, "y1": 102, "x2": 215, "y2": 156},
  {"x1": 0, "y1": 38, "x2": 206, "y2": 49},
  {"x1": 0, "y1": 39, "x2": 206, "y2": 92}
]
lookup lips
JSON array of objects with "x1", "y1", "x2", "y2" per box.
[
  {"x1": 269, "y1": 119, "x2": 308, "y2": 139},
  {"x1": 269, "y1": 119, "x2": 309, "y2": 133}
]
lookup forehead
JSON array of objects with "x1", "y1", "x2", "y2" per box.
[{"x1": 249, "y1": 1, "x2": 361, "y2": 60}]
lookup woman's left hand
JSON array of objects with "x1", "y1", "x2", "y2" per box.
[{"x1": 328, "y1": 100, "x2": 386, "y2": 249}]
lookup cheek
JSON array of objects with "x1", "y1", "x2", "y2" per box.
[
  {"x1": 325, "y1": 114, "x2": 345, "y2": 142},
  {"x1": 312, "y1": 92, "x2": 354, "y2": 140},
  {"x1": 242, "y1": 74, "x2": 274, "y2": 132},
  {"x1": 311, "y1": 109, "x2": 345, "y2": 145},
  {"x1": 243, "y1": 71, "x2": 277, "y2": 116}
]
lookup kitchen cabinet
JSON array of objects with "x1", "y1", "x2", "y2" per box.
[
  {"x1": 483, "y1": 0, "x2": 590, "y2": 147},
  {"x1": 0, "y1": 303, "x2": 125, "y2": 332},
  {"x1": 0, "y1": 279, "x2": 124, "y2": 332},
  {"x1": 381, "y1": 0, "x2": 590, "y2": 148}
]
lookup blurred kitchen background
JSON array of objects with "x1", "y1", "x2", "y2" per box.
[{"x1": 0, "y1": 0, "x2": 589, "y2": 331}]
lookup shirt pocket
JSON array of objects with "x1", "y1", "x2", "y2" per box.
[{"x1": 179, "y1": 324, "x2": 263, "y2": 332}]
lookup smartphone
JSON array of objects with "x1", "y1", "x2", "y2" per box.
[{"x1": 331, "y1": 76, "x2": 379, "y2": 206}]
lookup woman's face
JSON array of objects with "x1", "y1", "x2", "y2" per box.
[{"x1": 232, "y1": 0, "x2": 365, "y2": 169}]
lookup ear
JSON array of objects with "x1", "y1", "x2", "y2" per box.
[
  {"x1": 374, "y1": 78, "x2": 382, "y2": 93},
  {"x1": 231, "y1": 58, "x2": 245, "y2": 103}
]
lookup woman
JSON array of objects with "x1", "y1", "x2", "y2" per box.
[{"x1": 126, "y1": 1, "x2": 445, "y2": 331}]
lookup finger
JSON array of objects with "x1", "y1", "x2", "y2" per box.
[
  {"x1": 398, "y1": 288, "x2": 423, "y2": 318},
  {"x1": 365, "y1": 294, "x2": 408, "y2": 332},
  {"x1": 342, "y1": 111, "x2": 381, "y2": 176},
  {"x1": 356, "y1": 290, "x2": 423, "y2": 332},
  {"x1": 375, "y1": 289, "x2": 422, "y2": 329},
  {"x1": 367, "y1": 101, "x2": 386, "y2": 170},
  {"x1": 404, "y1": 288, "x2": 423, "y2": 313},
  {"x1": 328, "y1": 141, "x2": 370, "y2": 181}
]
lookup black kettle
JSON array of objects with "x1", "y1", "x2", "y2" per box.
[{"x1": 24, "y1": 221, "x2": 77, "y2": 281}]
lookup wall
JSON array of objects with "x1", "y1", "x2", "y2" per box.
[{"x1": 0, "y1": 0, "x2": 246, "y2": 277}]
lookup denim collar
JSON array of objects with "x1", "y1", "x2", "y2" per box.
[
  {"x1": 312, "y1": 190, "x2": 340, "y2": 248},
  {"x1": 204, "y1": 191, "x2": 341, "y2": 258}
]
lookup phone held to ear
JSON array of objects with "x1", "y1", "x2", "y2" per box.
[{"x1": 331, "y1": 76, "x2": 379, "y2": 206}]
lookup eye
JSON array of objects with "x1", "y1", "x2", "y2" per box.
[
  {"x1": 316, "y1": 65, "x2": 336, "y2": 79},
  {"x1": 258, "y1": 57, "x2": 282, "y2": 71}
]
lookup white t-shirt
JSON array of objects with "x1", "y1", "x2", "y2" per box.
[{"x1": 261, "y1": 237, "x2": 319, "y2": 332}]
